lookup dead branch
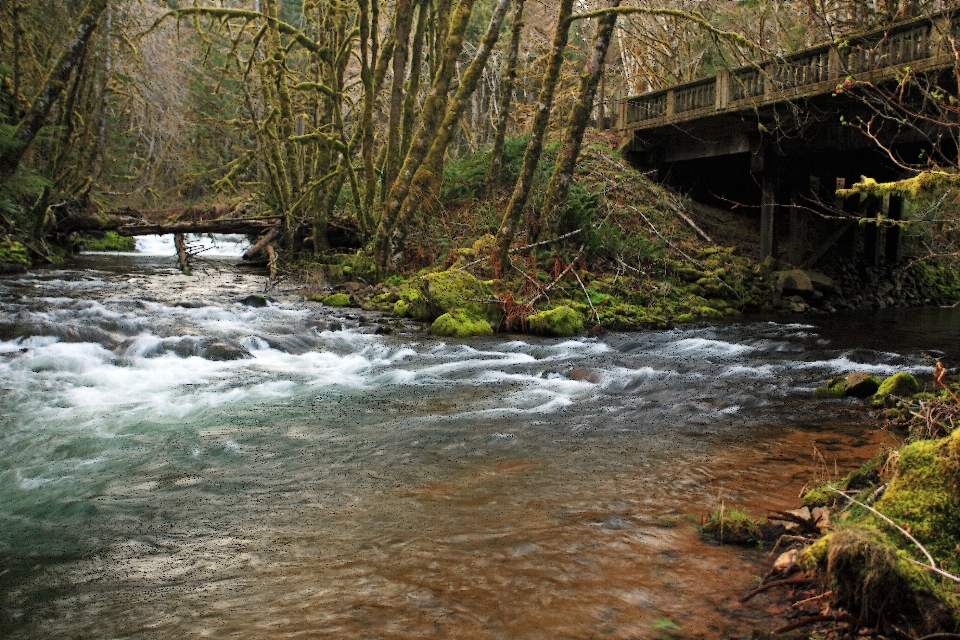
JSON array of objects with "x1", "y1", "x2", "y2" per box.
[{"x1": 773, "y1": 613, "x2": 859, "y2": 635}]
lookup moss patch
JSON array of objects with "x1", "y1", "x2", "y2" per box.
[
  {"x1": 873, "y1": 429, "x2": 960, "y2": 571},
  {"x1": 0, "y1": 236, "x2": 30, "y2": 271},
  {"x1": 527, "y1": 305, "x2": 583, "y2": 337},
  {"x1": 82, "y1": 231, "x2": 135, "y2": 252},
  {"x1": 814, "y1": 378, "x2": 847, "y2": 399},
  {"x1": 874, "y1": 372, "x2": 920, "y2": 404},
  {"x1": 321, "y1": 293, "x2": 352, "y2": 307},
  {"x1": 429, "y1": 309, "x2": 494, "y2": 338}
]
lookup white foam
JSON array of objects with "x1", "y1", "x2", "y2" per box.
[
  {"x1": 669, "y1": 337, "x2": 754, "y2": 357},
  {"x1": 135, "y1": 234, "x2": 250, "y2": 257}
]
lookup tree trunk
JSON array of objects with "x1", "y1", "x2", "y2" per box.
[
  {"x1": 538, "y1": 0, "x2": 620, "y2": 238},
  {"x1": 0, "y1": 0, "x2": 109, "y2": 182},
  {"x1": 376, "y1": 0, "x2": 512, "y2": 271},
  {"x1": 487, "y1": 0, "x2": 525, "y2": 189},
  {"x1": 371, "y1": 0, "x2": 478, "y2": 268},
  {"x1": 492, "y1": 0, "x2": 575, "y2": 275},
  {"x1": 400, "y1": 0, "x2": 427, "y2": 160},
  {"x1": 384, "y1": 0, "x2": 415, "y2": 193}
]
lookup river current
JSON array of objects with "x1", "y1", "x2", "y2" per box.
[{"x1": 1, "y1": 244, "x2": 958, "y2": 638}]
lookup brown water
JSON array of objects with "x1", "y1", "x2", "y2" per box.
[{"x1": 0, "y1": 254, "x2": 951, "y2": 639}]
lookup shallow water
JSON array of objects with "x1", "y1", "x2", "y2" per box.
[{"x1": 1, "y1": 254, "x2": 956, "y2": 638}]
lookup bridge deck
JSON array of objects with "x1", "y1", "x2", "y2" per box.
[{"x1": 616, "y1": 12, "x2": 958, "y2": 142}]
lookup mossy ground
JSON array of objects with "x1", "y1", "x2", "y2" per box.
[
  {"x1": 0, "y1": 236, "x2": 30, "y2": 271},
  {"x1": 794, "y1": 423, "x2": 960, "y2": 634},
  {"x1": 81, "y1": 231, "x2": 135, "y2": 252}
]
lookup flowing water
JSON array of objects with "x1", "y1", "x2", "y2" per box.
[{"x1": 1, "y1": 247, "x2": 958, "y2": 639}]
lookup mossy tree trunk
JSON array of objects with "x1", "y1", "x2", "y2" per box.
[
  {"x1": 538, "y1": 0, "x2": 620, "y2": 238},
  {"x1": 492, "y1": 0, "x2": 575, "y2": 276},
  {"x1": 0, "y1": 0, "x2": 109, "y2": 183},
  {"x1": 486, "y1": 0, "x2": 525, "y2": 190},
  {"x1": 374, "y1": 0, "x2": 512, "y2": 271},
  {"x1": 371, "y1": 0, "x2": 478, "y2": 269}
]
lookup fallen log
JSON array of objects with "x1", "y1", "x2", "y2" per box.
[
  {"x1": 115, "y1": 219, "x2": 279, "y2": 236},
  {"x1": 243, "y1": 225, "x2": 283, "y2": 260}
]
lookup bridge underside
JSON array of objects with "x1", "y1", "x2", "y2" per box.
[{"x1": 623, "y1": 91, "x2": 955, "y2": 270}]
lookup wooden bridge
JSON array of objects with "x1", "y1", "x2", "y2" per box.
[{"x1": 614, "y1": 12, "x2": 959, "y2": 265}]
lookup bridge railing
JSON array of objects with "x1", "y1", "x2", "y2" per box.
[{"x1": 619, "y1": 11, "x2": 956, "y2": 131}]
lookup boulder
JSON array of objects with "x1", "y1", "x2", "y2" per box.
[
  {"x1": 807, "y1": 271, "x2": 837, "y2": 295},
  {"x1": 773, "y1": 270, "x2": 815, "y2": 297},
  {"x1": 844, "y1": 371, "x2": 881, "y2": 398},
  {"x1": 240, "y1": 294, "x2": 269, "y2": 307},
  {"x1": 198, "y1": 339, "x2": 253, "y2": 361},
  {"x1": 322, "y1": 293, "x2": 352, "y2": 307},
  {"x1": 527, "y1": 306, "x2": 584, "y2": 337},
  {"x1": 429, "y1": 309, "x2": 493, "y2": 338},
  {"x1": 875, "y1": 372, "x2": 920, "y2": 398}
]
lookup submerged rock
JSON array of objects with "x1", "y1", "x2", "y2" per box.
[
  {"x1": 240, "y1": 294, "x2": 270, "y2": 307},
  {"x1": 198, "y1": 339, "x2": 253, "y2": 361}
]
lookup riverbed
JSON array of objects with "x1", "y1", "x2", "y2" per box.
[{"x1": 1, "y1": 250, "x2": 956, "y2": 639}]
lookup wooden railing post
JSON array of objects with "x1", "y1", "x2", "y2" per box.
[
  {"x1": 828, "y1": 46, "x2": 843, "y2": 79},
  {"x1": 715, "y1": 69, "x2": 730, "y2": 110},
  {"x1": 666, "y1": 89, "x2": 676, "y2": 117},
  {"x1": 762, "y1": 62, "x2": 774, "y2": 96}
]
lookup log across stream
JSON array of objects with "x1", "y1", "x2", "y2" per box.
[{"x1": 1, "y1": 251, "x2": 958, "y2": 639}]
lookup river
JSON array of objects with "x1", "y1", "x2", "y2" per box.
[{"x1": 1, "y1": 245, "x2": 957, "y2": 639}]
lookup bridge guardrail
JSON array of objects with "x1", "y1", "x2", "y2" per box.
[{"x1": 619, "y1": 10, "x2": 957, "y2": 132}]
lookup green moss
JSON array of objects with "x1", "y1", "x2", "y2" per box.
[
  {"x1": 801, "y1": 485, "x2": 836, "y2": 507},
  {"x1": 0, "y1": 236, "x2": 30, "y2": 267},
  {"x1": 429, "y1": 309, "x2": 493, "y2": 338},
  {"x1": 527, "y1": 305, "x2": 584, "y2": 337},
  {"x1": 700, "y1": 507, "x2": 766, "y2": 545},
  {"x1": 799, "y1": 526, "x2": 946, "y2": 625},
  {"x1": 874, "y1": 429, "x2": 960, "y2": 571},
  {"x1": 82, "y1": 231, "x2": 135, "y2": 252},
  {"x1": 322, "y1": 293, "x2": 352, "y2": 306},
  {"x1": 814, "y1": 378, "x2": 847, "y2": 399},
  {"x1": 875, "y1": 372, "x2": 920, "y2": 399}
]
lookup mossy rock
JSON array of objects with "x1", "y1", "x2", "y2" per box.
[
  {"x1": 814, "y1": 378, "x2": 847, "y2": 399},
  {"x1": 527, "y1": 305, "x2": 584, "y2": 337},
  {"x1": 392, "y1": 269, "x2": 498, "y2": 323},
  {"x1": 429, "y1": 309, "x2": 493, "y2": 338},
  {"x1": 322, "y1": 293, "x2": 352, "y2": 307},
  {"x1": 82, "y1": 231, "x2": 135, "y2": 252},
  {"x1": 801, "y1": 485, "x2": 835, "y2": 508},
  {"x1": 875, "y1": 372, "x2": 920, "y2": 399},
  {"x1": 0, "y1": 236, "x2": 30, "y2": 272},
  {"x1": 844, "y1": 371, "x2": 881, "y2": 398},
  {"x1": 874, "y1": 429, "x2": 960, "y2": 570}
]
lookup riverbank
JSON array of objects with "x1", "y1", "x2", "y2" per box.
[{"x1": 701, "y1": 366, "x2": 960, "y2": 638}]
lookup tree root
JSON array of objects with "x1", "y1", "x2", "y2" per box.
[{"x1": 739, "y1": 575, "x2": 812, "y2": 603}]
